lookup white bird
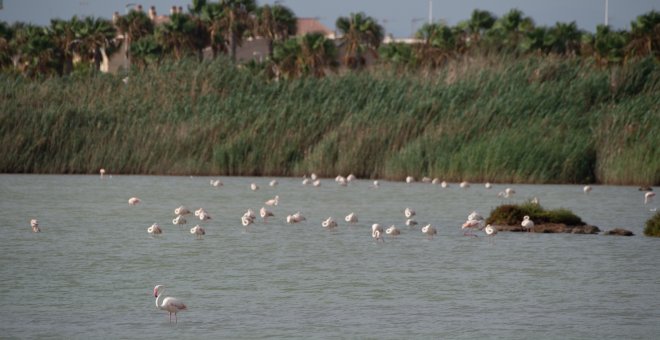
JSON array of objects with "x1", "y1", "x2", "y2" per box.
[
  {"x1": 259, "y1": 207, "x2": 274, "y2": 222},
  {"x1": 310, "y1": 173, "x2": 318, "y2": 181},
  {"x1": 485, "y1": 182, "x2": 492, "y2": 189},
  {"x1": 583, "y1": 185, "x2": 592, "y2": 194},
  {"x1": 243, "y1": 209, "x2": 256, "y2": 220},
  {"x1": 250, "y1": 183, "x2": 259, "y2": 191},
  {"x1": 421, "y1": 224, "x2": 438, "y2": 238},
  {"x1": 210, "y1": 179, "x2": 223, "y2": 187},
  {"x1": 172, "y1": 215, "x2": 187, "y2": 225},
  {"x1": 385, "y1": 225, "x2": 400, "y2": 236},
  {"x1": 441, "y1": 181, "x2": 448, "y2": 188},
  {"x1": 321, "y1": 217, "x2": 337, "y2": 229},
  {"x1": 122, "y1": 76, "x2": 129, "y2": 84},
  {"x1": 128, "y1": 197, "x2": 141, "y2": 205},
  {"x1": 505, "y1": 187, "x2": 516, "y2": 196},
  {"x1": 286, "y1": 212, "x2": 306, "y2": 224},
  {"x1": 422, "y1": 177, "x2": 431, "y2": 183},
  {"x1": 198, "y1": 211, "x2": 212, "y2": 221},
  {"x1": 345, "y1": 212, "x2": 358, "y2": 224},
  {"x1": 347, "y1": 174, "x2": 356, "y2": 182},
  {"x1": 99, "y1": 168, "x2": 106, "y2": 178},
  {"x1": 371, "y1": 180, "x2": 380, "y2": 188},
  {"x1": 147, "y1": 223, "x2": 162, "y2": 235},
  {"x1": 336, "y1": 176, "x2": 347, "y2": 186},
  {"x1": 460, "y1": 181, "x2": 470, "y2": 188},
  {"x1": 645, "y1": 192, "x2": 656, "y2": 205},
  {"x1": 404, "y1": 207, "x2": 416, "y2": 218},
  {"x1": 194, "y1": 208, "x2": 206, "y2": 217},
  {"x1": 269, "y1": 179, "x2": 278, "y2": 187},
  {"x1": 432, "y1": 178, "x2": 440, "y2": 184},
  {"x1": 462, "y1": 211, "x2": 484, "y2": 237},
  {"x1": 241, "y1": 215, "x2": 254, "y2": 227},
  {"x1": 190, "y1": 225, "x2": 205, "y2": 238},
  {"x1": 372, "y1": 223, "x2": 384, "y2": 242},
  {"x1": 406, "y1": 176, "x2": 414, "y2": 184},
  {"x1": 30, "y1": 219, "x2": 41, "y2": 233},
  {"x1": 484, "y1": 224, "x2": 497, "y2": 236},
  {"x1": 153, "y1": 285, "x2": 187, "y2": 323},
  {"x1": 265, "y1": 195, "x2": 279, "y2": 206},
  {"x1": 174, "y1": 206, "x2": 191, "y2": 216},
  {"x1": 302, "y1": 177, "x2": 311, "y2": 185},
  {"x1": 521, "y1": 215, "x2": 534, "y2": 232},
  {"x1": 405, "y1": 218, "x2": 418, "y2": 227},
  {"x1": 312, "y1": 179, "x2": 321, "y2": 187}
]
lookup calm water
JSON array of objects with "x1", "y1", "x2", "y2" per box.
[{"x1": 1, "y1": 174, "x2": 659, "y2": 339}]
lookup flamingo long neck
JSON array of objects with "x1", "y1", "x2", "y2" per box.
[{"x1": 156, "y1": 290, "x2": 165, "y2": 310}]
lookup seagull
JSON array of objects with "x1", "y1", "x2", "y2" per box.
[
  {"x1": 521, "y1": 215, "x2": 534, "y2": 232},
  {"x1": 153, "y1": 285, "x2": 187, "y2": 323},
  {"x1": 190, "y1": 225, "x2": 205, "y2": 239},
  {"x1": 128, "y1": 197, "x2": 141, "y2": 205},
  {"x1": 421, "y1": 224, "x2": 438, "y2": 239}
]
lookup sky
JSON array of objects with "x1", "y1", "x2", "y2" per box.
[{"x1": 0, "y1": 0, "x2": 657, "y2": 37}]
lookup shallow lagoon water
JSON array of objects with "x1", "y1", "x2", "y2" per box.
[{"x1": 1, "y1": 174, "x2": 659, "y2": 339}]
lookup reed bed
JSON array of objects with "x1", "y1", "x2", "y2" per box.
[{"x1": 1, "y1": 55, "x2": 658, "y2": 184}]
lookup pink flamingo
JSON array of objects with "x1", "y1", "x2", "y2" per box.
[{"x1": 153, "y1": 285, "x2": 187, "y2": 323}]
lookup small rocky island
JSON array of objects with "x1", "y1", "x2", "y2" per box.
[{"x1": 486, "y1": 203, "x2": 603, "y2": 234}]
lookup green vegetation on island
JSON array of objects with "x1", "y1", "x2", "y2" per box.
[{"x1": 644, "y1": 212, "x2": 660, "y2": 237}]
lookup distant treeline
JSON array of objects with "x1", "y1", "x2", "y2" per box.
[{"x1": 1, "y1": 54, "x2": 658, "y2": 185}]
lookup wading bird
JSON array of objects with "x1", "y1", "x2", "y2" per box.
[{"x1": 153, "y1": 285, "x2": 187, "y2": 323}]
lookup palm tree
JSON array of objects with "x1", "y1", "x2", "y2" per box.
[
  {"x1": 335, "y1": 12, "x2": 384, "y2": 69},
  {"x1": 594, "y1": 25, "x2": 628, "y2": 65},
  {"x1": 77, "y1": 17, "x2": 117, "y2": 71},
  {"x1": 49, "y1": 17, "x2": 81, "y2": 75},
  {"x1": 521, "y1": 26, "x2": 549, "y2": 54},
  {"x1": 156, "y1": 13, "x2": 197, "y2": 60},
  {"x1": 487, "y1": 9, "x2": 534, "y2": 54},
  {"x1": 206, "y1": 0, "x2": 256, "y2": 62},
  {"x1": 414, "y1": 23, "x2": 455, "y2": 68},
  {"x1": 544, "y1": 21, "x2": 582, "y2": 55},
  {"x1": 14, "y1": 24, "x2": 60, "y2": 77},
  {"x1": 273, "y1": 32, "x2": 336, "y2": 78},
  {"x1": 114, "y1": 8, "x2": 154, "y2": 63},
  {"x1": 378, "y1": 42, "x2": 414, "y2": 69},
  {"x1": 254, "y1": 3, "x2": 297, "y2": 58},
  {"x1": 201, "y1": 2, "x2": 228, "y2": 58},
  {"x1": 130, "y1": 35, "x2": 162, "y2": 70},
  {"x1": 463, "y1": 9, "x2": 496, "y2": 50},
  {"x1": 0, "y1": 21, "x2": 16, "y2": 71},
  {"x1": 625, "y1": 10, "x2": 660, "y2": 60}
]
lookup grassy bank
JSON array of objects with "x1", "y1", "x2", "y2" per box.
[{"x1": 1, "y1": 56, "x2": 658, "y2": 184}]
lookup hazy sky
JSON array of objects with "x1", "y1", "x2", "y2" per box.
[{"x1": 0, "y1": 0, "x2": 657, "y2": 37}]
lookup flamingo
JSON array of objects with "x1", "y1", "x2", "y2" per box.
[
  {"x1": 198, "y1": 211, "x2": 212, "y2": 221},
  {"x1": 460, "y1": 181, "x2": 470, "y2": 188},
  {"x1": 302, "y1": 177, "x2": 311, "y2": 185},
  {"x1": 583, "y1": 185, "x2": 592, "y2": 194},
  {"x1": 347, "y1": 174, "x2": 356, "y2": 182},
  {"x1": 128, "y1": 197, "x2": 141, "y2": 205},
  {"x1": 260, "y1": 207, "x2": 274, "y2": 222},
  {"x1": 432, "y1": 178, "x2": 440, "y2": 184},
  {"x1": 372, "y1": 223, "x2": 384, "y2": 242},
  {"x1": 422, "y1": 177, "x2": 431, "y2": 183},
  {"x1": 174, "y1": 206, "x2": 191, "y2": 216},
  {"x1": 153, "y1": 285, "x2": 187, "y2": 323},
  {"x1": 269, "y1": 179, "x2": 278, "y2": 187},
  {"x1": 645, "y1": 192, "x2": 656, "y2": 205},
  {"x1": 190, "y1": 225, "x2": 205, "y2": 239},
  {"x1": 462, "y1": 211, "x2": 484, "y2": 237},
  {"x1": 406, "y1": 176, "x2": 414, "y2": 184},
  {"x1": 286, "y1": 212, "x2": 305, "y2": 224},
  {"x1": 404, "y1": 207, "x2": 415, "y2": 218},
  {"x1": 421, "y1": 224, "x2": 438, "y2": 239},
  {"x1": 312, "y1": 179, "x2": 321, "y2": 187},
  {"x1": 30, "y1": 219, "x2": 41, "y2": 233},
  {"x1": 385, "y1": 225, "x2": 400, "y2": 236},
  {"x1": 250, "y1": 183, "x2": 259, "y2": 191},
  {"x1": 310, "y1": 173, "x2": 318, "y2": 181},
  {"x1": 441, "y1": 181, "x2": 448, "y2": 188},
  {"x1": 265, "y1": 195, "x2": 279, "y2": 206},
  {"x1": 321, "y1": 217, "x2": 337, "y2": 229},
  {"x1": 405, "y1": 218, "x2": 418, "y2": 227},
  {"x1": 484, "y1": 224, "x2": 497, "y2": 236},
  {"x1": 210, "y1": 179, "x2": 223, "y2": 187},
  {"x1": 147, "y1": 223, "x2": 162, "y2": 235},
  {"x1": 336, "y1": 176, "x2": 347, "y2": 186},
  {"x1": 345, "y1": 212, "x2": 358, "y2": 224},
  {"x1": 521, "y1": 215, "x2": 534, "y2": 232},
  {"x1": 485, "y1": 182, "x2": 492, "y2": 189},
  {"x1": 194, "y1": 208, "x2": 206, "y2": 217},
  {"x1": 172, "y1": 215, "x2": 187, "y2": 225},
  {"x1": 241, "y1": 215, "x2": 254, "y2": 227},
  {"x1": 371, "y1": 180, "x2": 380, "y2": 188},
  {"x1": 99, "y1": 168, "x2": 106, "y2": 178},
  {"x1": 243, "y1": 209, "x2": 256, "y2": 220}
]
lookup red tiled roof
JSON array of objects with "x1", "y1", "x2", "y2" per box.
[{"x1": 296, "y1": 18, "x2": 333, "y2": 36}]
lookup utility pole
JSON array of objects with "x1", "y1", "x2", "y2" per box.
[
  {"x1": 429, "y1": 0, "x2": 433, "y2": 24},
  {"x1": 604, "y1": 0, "x2": 609, "y2": 26}
]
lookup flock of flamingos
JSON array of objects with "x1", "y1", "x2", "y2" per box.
[{"x1": 27, "y1": 168, "x2": 657, "y2": 323}]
